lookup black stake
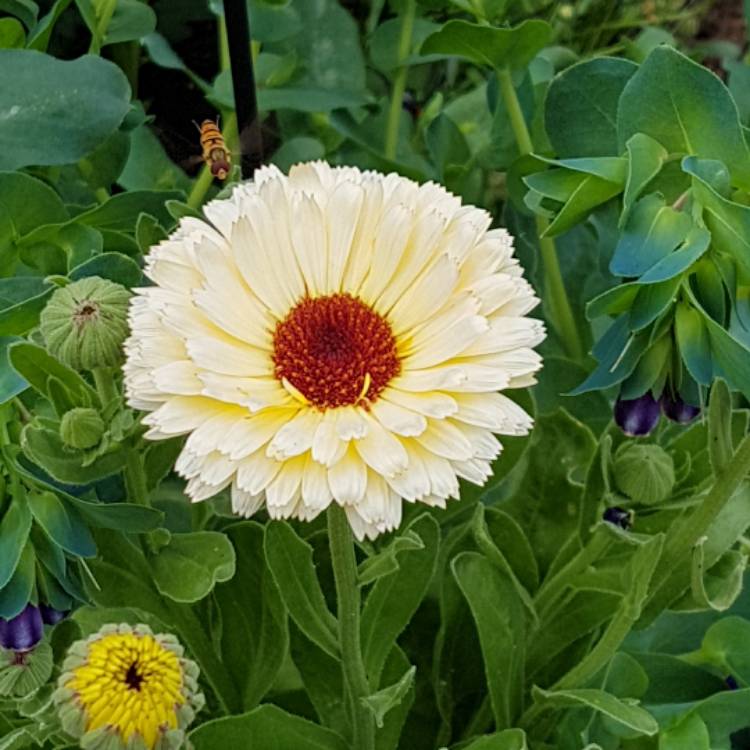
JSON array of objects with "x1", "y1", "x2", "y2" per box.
[{"x1": 223, "y1": 0, "x2": 263, "y2": 177}]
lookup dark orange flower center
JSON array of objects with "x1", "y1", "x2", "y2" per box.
[{"x1": 272, "y1": 293, "x2": 401, "y2": 410}]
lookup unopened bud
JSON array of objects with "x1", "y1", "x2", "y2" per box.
[
  {"x1": 59, "y1": 407, "x2": 105, "y2": 450},
  {"x1": 40, "y1": 277, "x2": 131, "y2": 371}
]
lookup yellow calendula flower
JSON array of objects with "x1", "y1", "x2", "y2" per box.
[
  {"x1": 54, "y1": 624, "x2": 203, "y2": 750},
  {"x1": 124, "y1": 162, "x2": 544, "y2": 539}
]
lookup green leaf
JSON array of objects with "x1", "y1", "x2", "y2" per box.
[
  {"x1": 189, "y1": 705, "x2": 348, "y2": 750},
  {"x1": 463, "y1": 729, "x2": 527, "y2": 750},
  {"x1": 0, "y1": 278, "x2": 52, "y2": 337},
  {"x1": 370, "y1": 16, "x2": 440, "y2": 72},
  {"x1": 0, "y1": 17, "x2": 24, "y2": 47},
  {"x1": 361, "y1": 513, "x2": 439, "y2": 686},
  {"x1": 361, "y1": 665, "x2": 416, "y2": 728},
  {"x1": 638, "y1": 226, "x2": 710, "y2": 284},
  {"x1": 610, "y1": 194, "x2": 693, "y2": 277},
  {"x1": 420, "y1": 19, "x2": 552, "y2": 71},
  {"x1": 683, "y1": 156, "x2": 750, "y2": 276},
  {"x1": 258, "y1": 87, "x2": 372, "y2": 113},
  {"x1": 26, "y1": 0, "x2": 72, "y2": 52},
  {"x1": 0, "y1": 541, "x2": 34, "y2": 619},
  {"x1": 629, "y1": 277, "x2": 681, "y2": 332},
  {"x1": 453, "y1": 552, "x2": 525, "y2": 729},
  {"x1": 119, "y1": 125, "x2": 193, "y2": 194},
  {"x1": 0, "y1": 336, "x2": 26, "y2": 404},
  {"x1": 708, "y1": 379, "x2": 733, "y2": 474},
  {"x1": 357, "y1": 530, "x2": 424, "y2": 586},
  {"x1": 617, "y1": 46, "x2": 750, "y2": 190},
  {"x1": 271, "y1": 137, "x2": 326, "y2": 173},
  {"x1": 622, "y1": 133, "x2": 669, "y2": 225},
  {"x1": 688, "y1": 544, "x2": 746, "y2": 612},
  {"x1": 21, "y1": 425, "x2": 127, "y2": 484},
  {"x1": 69, "y1": 252, "x2": 143, "y2": 288},
  {"x1": 0, "y1": 51, "x2": 130, "y2": 170},
  {"x1": 9, "y1": 342, "x2": 97, "y2": 407},
  {"x1": 264, "y1": 521, "x2": 339, "y2": 659},
  {"x1": 104, "y1": 0, "x2": 156, "y2": 45},
  {"x1": 660, "y1": 714, "x2": 710, "y2": 750},
  {"x1": 27, "y1": 490, "x2": 96, "y2": 558},
  {"x1": 75, "y1": 190, "x2": 182, "y2": 233},
  {"x1": 149, "y1": 531, "x2": 236, "y2": 603},
  {"x1": 0, "y1": 497, "x2": 31, "y2": 590},
  {"x1": 0, "y1": 172, "x2": 68, "y2": 273},
  {"x1": 544, "y1": 57, "x2": 637, "y2": 158},
  {"x1": 62, "y1": 494, "x2": 162, "y2": 532},
  {"x1": 532, "y1": 687, "x2": 658, "y2": 735},
  {"x1": 214, "y1": 522, "x2": 287, "y2": 711},
  {"x1": 675, "y1": 302, "x2": 713, "y2": 385},
  {"x1": 701, "y1": 616, "x2": 750, "y2": 683}
]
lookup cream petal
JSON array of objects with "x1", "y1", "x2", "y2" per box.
[
  {"x1": 231, "y1": 484, "x2": 265, "y2": 517},
  {"x1": 328, "y1": 446, "x2": 367, "y2": 505},
  {"x1": 385, "y1": 441, "x2": 430, "y2": 501},
  {"x1": 383, "y1": 388, "x2": 458, "y2": 418},
  {"x1": 312, "y1": 410, "x2": 348, "y2": 467},
  {"x1": 152, "y1": 361, "x2": 203, "y2": 396},
  {"x1": 369, "y1": 399, "x2": 427, "y2": 437},
  {"x1": 336, "y1": 407, "x2": 368, "y2": 441},
  {"x1": 266, "y1": 409, "x2": 321, "y2": 460},
  {"x1": 265, "y1": 455, "x2": 306, "y2": 508},
  {"x1": 199, "y1": 372, "x2": 290, "y2": 411},
  {"x1": 143, "y1": 397, "x2": 240, "y2": 438},
  {"x1": 221, "y1": 408, "x2": 298, "y2": 460},
  {"x1": 452, "y1": 457, "x2": 493, "y2": 485},
  {"x1": 290, "y1": 192, "x2": 327, "y2": 297},
  {"x1": 415, "y1": 419, "x2": 473, "y2": 461},
  {"x1": 460, "y1": 317, "x2": 546, "y2": 357},
  {"x1": 452, "y1": 392, "x2": 533, "y2": 435},
  {"x1": 301, "y1": 455, "x2": 334, "y2": 511},
  {"x1": 401, "y1": 315, "x2": 488, "y2": 371},
  {"x1": 391, "y1": 367, "x2": 468, "y2": 392},
  {"x1": 236, "y1": 451, "x2": 282, "y2": 495},
  {"x1": 325, "y1": 180, "x2": 364, "y2": 293},
  {"x1": 354, "y1": 415, "x2": 408, "y2": 478},
  {"x1": 186, "y1": 336, "x2": 273, "y2": 377}
]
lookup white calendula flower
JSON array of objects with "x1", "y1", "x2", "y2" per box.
[{"x1": 124, "y1": 162, "x2": 544, "y2": 539}]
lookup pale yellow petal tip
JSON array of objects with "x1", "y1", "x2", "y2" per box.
[
  {"x1": 124, "y1": 161, "x2": 543, "y2": 540},
  {"x1": 55, "y1": 624, "x2": 203, "y2": 750}
]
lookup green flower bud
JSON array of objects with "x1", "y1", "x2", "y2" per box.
[
  {"x1": 40, "y1": 277, "x2": 131, "y2": 371},
  {"x1": 613, "y1": 443, "x2": 675, "y2": 506},
  {"x1": 60, "y1": 408, "x2": 105, "y2": 450}
]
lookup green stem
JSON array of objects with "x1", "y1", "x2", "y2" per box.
[
  {"x1": 533, "y1": 530, "x2": 612, "y2": 619},
  {"x1": 327, "y1": 505, "x2": 375, "y2": 750},
  {"x1": 644, "y1": 435, "x2": 750, "y2": 616},
  {"x1": 91, "y1": 367, "x2": 118, "y2": 407},
  {"x1": 124, "y1": 447, "x2": 150, "y2": 506},
  {"x1": 88, "y1": 0, "x2": 117, "y2": 54},
  {"x1": 383, "y1": 0, "x2": 416, "y2": 160},
  {"x1": 496, "y1": 67, "x2": 583, "y2": 361}
]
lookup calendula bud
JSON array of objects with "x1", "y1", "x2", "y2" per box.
[
  {"x1": 40, "y1": 277, "x2": 131, "y2": 371},
  {"x1": 59, "y1": 407, "x2": 105, "y2": 450},
  {"x1": 55, "y1": 624, "x2": 204, "y2": 750}
]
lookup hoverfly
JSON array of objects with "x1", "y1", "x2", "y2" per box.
[{"x1": 195, "y1": 118, "x2": 231, "y2": 180}]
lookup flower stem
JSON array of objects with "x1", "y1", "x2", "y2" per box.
[
  {"x1": 327, "y1": 505, "x2": 375, "y2": 750},
  {"x1": 496, "y1": 67, "x2": 583, "y2": 361},
  {"x1": 91, "y1": 367, "x2": 118, "y2": 407},
  {"x1": 124, "y1": 448, "x2": 150, "y2": 506},
  {"x1": 384, "y1": 0, "x2": 416, "y2": 161},
  {"x1": 88, "y1": 0, "x2": 117, "y2": 54}
]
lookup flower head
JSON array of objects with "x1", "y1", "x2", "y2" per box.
[
  {"x1": 124, "y1": 162, "x2": 544, "y2": 539},
  {"x1": 54, "y1": 623, "x2": 203, "y2": 750},
  {"x1": 41, "y1": 276, "x2": 131, "y2": 371}
]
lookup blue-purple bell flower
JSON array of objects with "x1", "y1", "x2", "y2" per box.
[
  {"x1": 660, "y1": 392, "x2": 700, "y2": 424},
  {"x1": 614, "y1": 392, "x2": 661, "y2": 436},
  {"x1": 603, "y1": 506, "x2": 633, "y2": 530},
  {"x1": 0, "y1": 605, "x2": 43, "y2": 652},
  {"x1": 39, "y1": 604, "x2": 68, "y2": 626}
]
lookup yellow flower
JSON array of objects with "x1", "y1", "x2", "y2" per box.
[
  {"x1": 54, "y1": 624, "x2": 203, "y2": 750},
  {"x1": 124, "y1": 162, "x2": 544, "y2": 539}
]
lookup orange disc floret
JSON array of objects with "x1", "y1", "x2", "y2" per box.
[{"x1": 272, "y1": 293, "x2": 401, "y2": 410}]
